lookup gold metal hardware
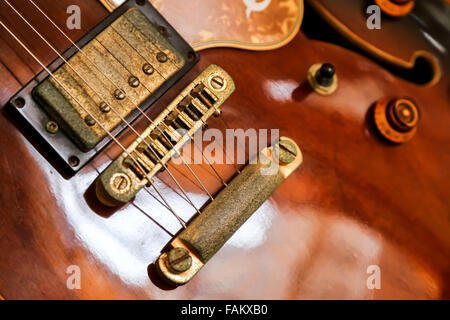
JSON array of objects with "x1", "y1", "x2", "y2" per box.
[
  {"x1": 45, "y1": 121, "x2": 59, "y2": 134},
  {"x1": 99, "y1": 102, "x2": 111, "y2": 114},
  {"x1": 143, "y1": 63, "x2": 155, "y2": 75},
  {"x1": 32, "y1": 8, "x2": 185, "y2": 152},
  {"x1": 156, "y1": 137, "x2": 303, "y2": 285},
  {"x1": 96, "y1": 65, "x2": 235, "y2": 207},
  {"x1": 307, "y1": 63, "x2": 338, "y2": 96}
]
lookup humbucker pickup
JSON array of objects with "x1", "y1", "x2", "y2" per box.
[
  {"x1": 33, "y1": 8, "x2": 185, "y2": 152},
  {"x1": 9, "y1": 1, "x2": 198, "y2": 172},
  {"x1": 96, "y1": 65, "x2": 235, "y2": 207}
]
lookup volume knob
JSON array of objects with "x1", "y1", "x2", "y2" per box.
[
  {"x1": 374, "y1": 0, "x2": 415, "y2": 17},
  {"x1": 373, "y1": 97, "x2": 420, "y2": 143}
]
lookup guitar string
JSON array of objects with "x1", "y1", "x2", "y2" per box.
[
  {"x1": 101, "y1": 152, "x2": 192, "y2": 222},
  {"x1": 27, "y1": 0, "x2": 226, "y2": 194},
  {"x1": 103, "y1": 150, "x2": 194, "y2": 210},
  {"x1": 101, "y1": 25, "x2": 229, "y2": 188},
  {"x1": 4, "y1": 0, "x2": 204, "y2": 216},
  {"x1": 191, "y1": 141, "x2": 227, "y2": 186},
  {"x1": 2, "y1": 2, "x2": 240, "y2": 224},
  {"x1": 96, "y1": 34, "x2": 226, "y2": 190},
  {"x1": 219, "y1": 117, "x2": 249, "y2": 169},
  {"x1": 0, "y1": 19, "x2": 187, "y2": 228},
  {"x1": 92, "y1": 164, "x2": 175, "y2": 236},
  {"x1": 30, "y1": 0, "x2": 231, "y2": 187}
]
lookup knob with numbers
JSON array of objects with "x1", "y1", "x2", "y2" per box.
[{"x1": 373, "y1": 97, "x2": 420, "y2": 143}]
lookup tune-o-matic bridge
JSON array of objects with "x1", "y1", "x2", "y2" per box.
[
  {"x1": 96, "y1": 65, "x2": 235, "y2": 206},
  {"x1": 10, "y1": 1, "x2": 197, "y2": 172}
]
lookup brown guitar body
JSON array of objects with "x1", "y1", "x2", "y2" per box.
[{"x1": 0, "y1": 0, "x2": 449, "y2": 299}]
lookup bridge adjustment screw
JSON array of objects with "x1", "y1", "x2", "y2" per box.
[
  {"x1": 46, "y1": 121, "x2": 59, "y2": 134},
  {"x1": 277, "y1": 139, "x2": 298, "y2": 164},
  {"x1": 110, "y1": 173, "x2": 131, "y2": 194},
  {"x1": 210, "y1": 76, "x2": 225, "y2": 91},
  {"x1": 157, "y1": 52, "x2": 168, "y2": 63},
  {"x1": 166, "y1": 247, "x2": 192, "y2": 273}
]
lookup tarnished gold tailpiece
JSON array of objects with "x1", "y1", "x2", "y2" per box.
[
  {"x1": 156, "y1": 138, "x2": 303, "y2": 285},
  {"x1": 96, "y1": 65, "x2": 235, "y2": 206}
]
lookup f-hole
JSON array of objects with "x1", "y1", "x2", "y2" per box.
[{"x1": 301, "y1": 2, "x2": 440, "y2": 86}]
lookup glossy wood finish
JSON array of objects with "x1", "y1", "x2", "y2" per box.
[{"x1": 0, "y1": 0, "x2": 449, "y2": 299}]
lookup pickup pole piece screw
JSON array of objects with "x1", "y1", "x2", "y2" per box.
[
  {"x1": 167, "y1": 247, "x2": 192, "y2": 273},
  {"x1": 128, "y1": 75, "x2": 140, "y2": 88},
  {"x1": 278, "y1": 139, "x2": 298, "y2": 164},
  {"x1": 46, "y1": 121, "x2": 59, "y2": 134},
  {"x1": 157, "y1": 52, "x2": 168, "y2": 63},
  {"x1": 99, "y1": 102, "x2": 111, "y2": 113},
  {"x1": 114, "y1": 89, "x2": 126, "y2": 100},
  {"x1": 84, "y1": 115, "x2": 96, "y2": 126},
  {"x1": 143, "y1": 63, "x2": 154, "y2": 75}
]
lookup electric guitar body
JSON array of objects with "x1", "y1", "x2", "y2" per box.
[{"x1": 0, "y1": 0, "x2": 448, "y2": 300}]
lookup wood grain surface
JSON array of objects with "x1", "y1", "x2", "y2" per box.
[{"x1": 0, "y1": 0, "x2": 448, "y2": 299}]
